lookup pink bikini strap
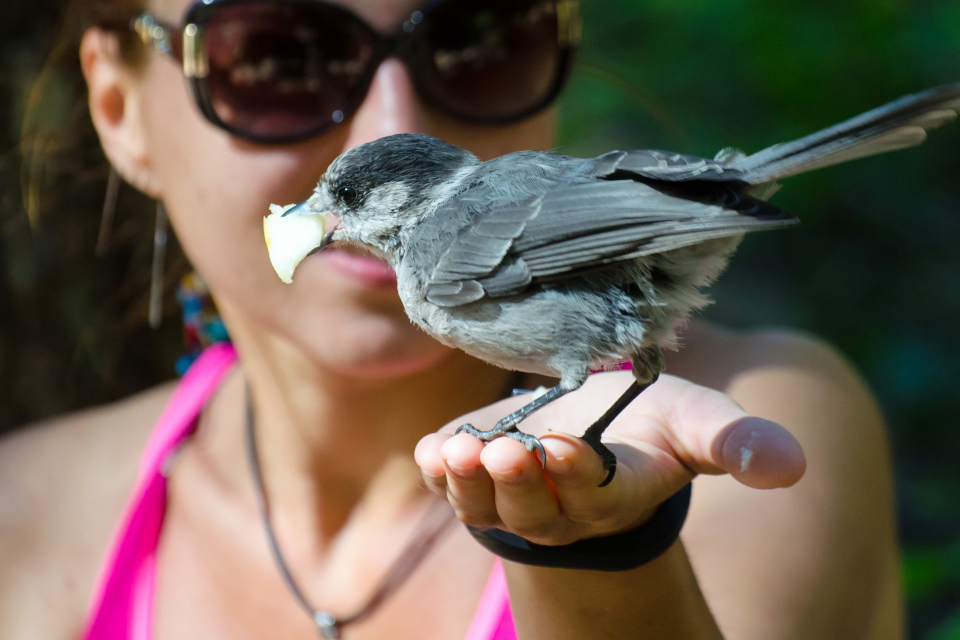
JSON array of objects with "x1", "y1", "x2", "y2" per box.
[
  {"x1": 84, "y1": 342, "x2": 516, "y2": 640},
  {"x1": 136, "y1": 343, "x2": 238, "y2": 481},
  {"x1": 464, "y1": 559, "x2": 516, "y2": 640},
  {"x1": 83, "y1": 343, "x2": 237, "y2": 640}
]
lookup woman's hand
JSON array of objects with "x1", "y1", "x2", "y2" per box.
[{"x1": 414, "y1": 371, "x2": 806, "y2": 546}]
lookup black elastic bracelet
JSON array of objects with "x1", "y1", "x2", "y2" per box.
[{"x1": 467, "y1": 483, "x2": 692, "y2": 572}]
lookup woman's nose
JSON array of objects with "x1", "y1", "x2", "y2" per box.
[{"x1": 342, "y1": 59, "x2": 423, "y2": 150}]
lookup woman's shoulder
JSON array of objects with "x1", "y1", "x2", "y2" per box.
[
  {"x1": 0, "y1": 381, "x2": 178, "y2": 639},
  {"x1": 0, "y1": 381, "x2": 179, "y2": 523},
  {"x1": 671, "y1": 320, "x2": 888, "y2": 473},
  {"x1": 671, "y1": 320, "x2": 864, "y2": 389}
]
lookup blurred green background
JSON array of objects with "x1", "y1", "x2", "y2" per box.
[{"x1": 1, "y1": 0, "x2": 958, "y2": 636}]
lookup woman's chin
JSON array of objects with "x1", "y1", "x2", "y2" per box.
[
  {"x1": 328, "y1": 343, "x2": 456, "y2": 381},
  {"x1": 260, "y1": 278, "x2": 457, "y2": 381},
  {"x1": 300, "y1": 325, "x2": 457, "y2": 382}
]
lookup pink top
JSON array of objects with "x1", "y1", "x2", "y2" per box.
[{"x1": 83, "y1": 343, "x2": 515, "y2": 639}]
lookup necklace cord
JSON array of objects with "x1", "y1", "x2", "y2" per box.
[{"x1": 244, "y1": 384, "x2": 456, "y2": 633}]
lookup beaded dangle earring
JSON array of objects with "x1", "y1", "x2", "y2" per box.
[{"x1": 176, "y1": 273, "x2": 230, "y2": 374}]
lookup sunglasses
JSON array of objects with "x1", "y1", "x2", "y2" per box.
[{"x1": 131, "y1": 0, "x2": 579, "y2": 144}]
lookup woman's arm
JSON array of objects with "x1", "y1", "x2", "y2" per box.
[
  {"x1": 0, "y1": 384, "x2": 173, "y2": 640},
  {"x1": 416, "y1": 328, "x2": 899, "y2": 639},
  {"x1": 504, "y1": 542, "x2": 722, "y2": 640}
]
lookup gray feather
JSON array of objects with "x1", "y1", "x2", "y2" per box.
[
  {"x1": 583, "y1": 149, "x2": 744, "y2": 183},
  {"x1": 425, "y1": 280, "x2": 485, "y2": 306},
  {"x1": 422, "y1": 167, "x2": 796, "y2": 304},
  {"x1": 428, "y1": 197, "x2": 540, "y2": 290},
  {"x1": 731, "y1": 83, "x2": 960, "y2": 183},
  {"x1": 474, "y1": 256, "x2": 532, "y2": 298}
]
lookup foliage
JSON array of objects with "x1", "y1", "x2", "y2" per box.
[{"x1": 555, "y1": 0, "x2": 960, "y2": 636}]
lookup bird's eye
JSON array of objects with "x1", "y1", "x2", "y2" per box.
[{"x1": 337, "y1": 186, "x2": 358, "y2": 206}]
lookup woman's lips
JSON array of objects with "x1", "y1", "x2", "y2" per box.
[{"x1": 318, "y1": 247, "x2": 397, "y2": 287}]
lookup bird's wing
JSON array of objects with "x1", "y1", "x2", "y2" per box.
[
  {"x1": 423, "y1": 195, "x2": 540, "y2": 306},
  {"x1": 424, "y1": 174, "x2": 795, "y2": 307},
  {"x1": 582, "y1": 149, "x2": 747, "y2": 182}
]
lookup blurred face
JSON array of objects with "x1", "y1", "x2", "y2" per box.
[{"x1": 135, "y1": 0, "x2": 557, "y2": 378}]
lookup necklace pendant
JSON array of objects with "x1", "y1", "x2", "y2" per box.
[{"x1": 314, "y1": 612, "x2": 342, "y2": 639}]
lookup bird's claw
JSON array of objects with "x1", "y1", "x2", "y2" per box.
[
  {"x1": 582, "y1": 437, "x2": 617, "y2": 487},
  {"x1": 455, "y1": 423, "x2": 547, "y2": 468}
]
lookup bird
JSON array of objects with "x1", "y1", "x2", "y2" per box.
[{"x1": 270, "y1": 82, "x2": 960, "y2": 487}]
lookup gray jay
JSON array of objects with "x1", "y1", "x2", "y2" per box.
[{"x1": 270, "y1": 83, "x2": 960, "y2": 486}]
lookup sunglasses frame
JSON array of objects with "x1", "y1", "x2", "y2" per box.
[{"x1": 133, "y1": 0, "x2": 580, "y2": 144}]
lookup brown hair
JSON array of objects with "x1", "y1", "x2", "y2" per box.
[{"x1": 1, "y1": 0, "x2": 189, "y2": 432}]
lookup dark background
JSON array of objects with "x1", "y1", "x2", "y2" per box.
[{"x1": 1, "y1": 0, "x2": 958, "y2": 636}]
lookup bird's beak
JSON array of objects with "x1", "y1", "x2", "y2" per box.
[
  {"x1": 278, "y1": 200, "x2": 310, "y2": 217},
  {"x1": 318, "y1": 226, "x2": 337, "y2": 250}
]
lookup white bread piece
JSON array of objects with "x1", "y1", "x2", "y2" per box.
[{"x1": 263, "y1": 203, "x2": 325, "y2": 284}]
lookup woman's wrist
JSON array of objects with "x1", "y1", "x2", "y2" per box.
[
  {"x1": 467, "y1": 483, "x2": 692, "y2": 572},
  {"x1": 500, "y1": 525, "x2": 724, "y2": 640}
]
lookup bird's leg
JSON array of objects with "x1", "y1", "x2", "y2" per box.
[
  {"x1": 456, "y1": 384, "x2": 577, "y2": 467},
  {"x1": 583, "y1": 347, "x2": 665, "y2": 487},
  {"x1": 581, "y1": 376, "x2": 656, "y2": 487}
]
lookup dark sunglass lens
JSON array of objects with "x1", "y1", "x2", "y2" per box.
[
  {"x1": 412, "y1": 0, "x2": 570, "y2": 122},
  {"x1": 203, "y1": 3, "x2": 377, "y2": 139}
]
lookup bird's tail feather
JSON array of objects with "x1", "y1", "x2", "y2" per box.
[{"x1": 730, "y1": 83, "x2": 960, "y2": 184}]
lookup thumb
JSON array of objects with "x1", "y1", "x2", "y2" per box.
[
  {"x1": 710, "y1": 416, "x2": 806, "y2": 489},
  {"x1": 630, "y1": 375, "x2": 807, "y2": 489}
]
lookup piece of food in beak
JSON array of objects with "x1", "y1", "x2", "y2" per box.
[{"x1": 263, "y1": 203, "x2": 325, "y2": 284}]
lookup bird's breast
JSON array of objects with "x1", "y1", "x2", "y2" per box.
[{"x1": 393, "y1": 266, "x2": 656, "y2": 378}]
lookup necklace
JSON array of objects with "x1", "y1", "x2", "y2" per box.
[{"x1": 244, "y1": 387, "x2": 456, "y2": 639}]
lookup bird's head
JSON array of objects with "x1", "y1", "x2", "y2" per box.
[{"x1": 294, "y1": 134, "x2": 478, "y2": 267}]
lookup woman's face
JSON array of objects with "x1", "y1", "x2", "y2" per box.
[{"x1": 133, "y1": 0, "x2": 557, "y2": 378}]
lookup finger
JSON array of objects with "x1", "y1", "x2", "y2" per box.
[
  {"x1": 414, "y1": 432, "x2": 449, "y2": 496},
  {"x1": 713, "y1": 417, "x2": 807, "y2": 489},
  {"x1": 645, "y1": 376, "x2": 806, "y2": 489},
  {"x1": 541, "y1": 433, "x2": 674, "y2": 534},
  {"x1": 440, "y1": 434, "x2": 501, "y2": 527},
  {"x1": 480, "y1": 437, "x2": 569, "y2": 544}
]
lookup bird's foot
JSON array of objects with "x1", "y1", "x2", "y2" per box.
[
  {"x1": 455, "y1": 423, "x2": 547, "y2": 468},
  {"x1": 581, "y1": 432, "x2": 617, "y2": 488}
]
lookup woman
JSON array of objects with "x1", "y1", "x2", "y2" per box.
[{"x1": 0, "y1": 0, "x2": 901, "y2": 637}]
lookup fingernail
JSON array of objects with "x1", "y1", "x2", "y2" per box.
[
  {"x1": 541, "y1": 436, "x2": 577, "y2": 476},
  {"x1": 549, "y1": 455, "x2": 573, "y2": 476},
  {"x1": 421, "y1": 467, "x2": 445, "y2": 479},
  {"x1": 446, "y1": 461, "x2": 477, "y2": 478},
  {"x1": 492, "y1": 467, "x2": 523, "y2": 484}
]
